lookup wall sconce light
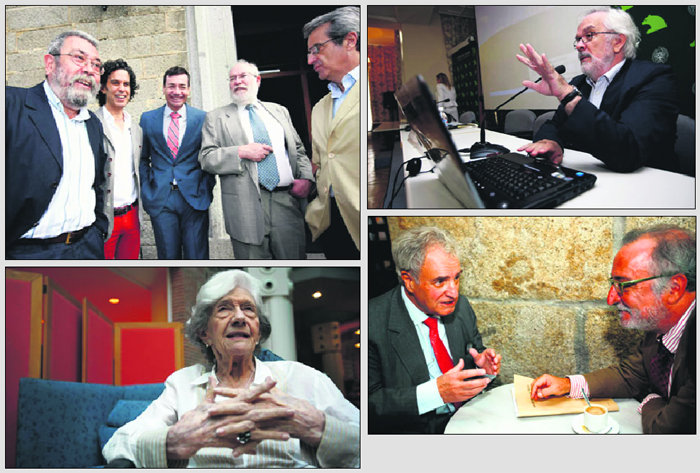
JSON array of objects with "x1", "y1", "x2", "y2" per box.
[
  {"x1": 109, "y1": 298, "x2": 120, "y2": 304},
  {"x1": 312, "y1": 291, "x2": 322, "y2": 299}
]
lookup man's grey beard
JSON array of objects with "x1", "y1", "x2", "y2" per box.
[
  {"x1": 230, "y1": 89, "x2": 257, "y2": 106},
  {"x1": 50, "y1": 65, "x2": 98, "y2": 109},
  {"x1": 617, "y1": 296, "x2": 668, "y2": 332}
]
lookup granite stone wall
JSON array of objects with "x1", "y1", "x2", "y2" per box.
[{"x1": 386, "y1": 216, "x2": 695, "y2": 386}]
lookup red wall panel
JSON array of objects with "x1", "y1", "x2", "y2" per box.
[
  {"x1": 48, "y1": 291, "x2": 82, "y2": 382},
  {"x1": 119, "y1": 328, "x2": 177, "y2": 385},
  {"x1": 85, "y1": 307, "x2": 114, "y2": 384}
]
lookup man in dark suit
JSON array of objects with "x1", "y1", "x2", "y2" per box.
[
  {"x1": 200, "y1": 60, "x2": 314, "y2": 259},
  {"x1": 369, "y1": 226, "x2": 502, "y2": 434},
  {"x1": 140, "y1": 66, "x2": 214, "y2": 259},
  {"x1": 531, "y1": 225, "x2": 696, "y2": 433},
  {"x1": 516, "y1": 7, "x2": 679, "y2": 172},
  {"x1": 6, "y1": 30, "x2": 108, "y2": 259}
]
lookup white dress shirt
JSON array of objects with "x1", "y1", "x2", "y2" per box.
[
  {"x1": 22, "y1": 81, "x2": 96, "y2": 238},
  {"x1": 586, "y1": 59, "x2": 626, "y2": 109},
  {"x1": 236, "y1": 101, "x2": 294, "y2": 187},
  {"x1": 401, "y1": 288, "x2": 455, "y2": 415},
  {"x1": 103, "y1": 359, "x2": 359, "y2": 468},
  {"x1": 101, "y1": 106, "x2": 137, "y2": 208}
]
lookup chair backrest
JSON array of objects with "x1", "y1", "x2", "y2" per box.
[
  {"x1": 674, "y1": 114, "x2": 695, "y2": 176},
  {"x1": 504, "y1": 109, "x2": 537, "y2": 139},
  {"x1": 459, "y1": 111, "x2": 476, "y2": 124},
  {"x1": 533, "y1": 111, "x2": 556, "y2": 137},
  {"x1": 15, "y1": 377, "x2": 163, "y2": 468}
]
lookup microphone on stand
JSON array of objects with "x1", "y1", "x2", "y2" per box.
[
  {"x1": 494, "y1": 65, "x2": 566, "y2": 112},
  {"x1": 470, "y1": 64, "x2": 566, "y2": 159}
]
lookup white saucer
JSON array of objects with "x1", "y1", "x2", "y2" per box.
[{"x1": 571, "y1": 414, "x2": 620, "y2": 434}]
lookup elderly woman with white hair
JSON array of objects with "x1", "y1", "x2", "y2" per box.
[{"x1": 103, "y1": 270, "x2": 359, "y2": 468}]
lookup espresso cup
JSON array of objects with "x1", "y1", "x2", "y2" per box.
[{"x1": 583, "y1": 404, "x2": 609, "y2": 433}]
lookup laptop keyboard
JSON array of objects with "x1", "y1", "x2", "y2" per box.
[{"x1": 463, "y1": 157, "x2": 562, "y2": 202}]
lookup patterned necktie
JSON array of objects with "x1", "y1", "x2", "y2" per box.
[
  {"x1": 423, "y1": 317, "x2": 455, "y2": 374},
  {"x1": 246, "y1": 104, "x2": 280, "y2": 191},
  {"x1": 167, "y1": 111, "x2": 180, "y2": 159},
  {"x1": 649, "y1": 336, "x2": 674, "y2": 398}
]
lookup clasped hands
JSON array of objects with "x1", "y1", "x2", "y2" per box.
[
  {"x1": 166, "y1": 376, "x2": 325, "y2": 460},
  {"x1": 437, "y1": 348, "x2": 502, "y2": 404},
  {"x1": 238, "y1": 143, "x2": 311, "y2": 198}
]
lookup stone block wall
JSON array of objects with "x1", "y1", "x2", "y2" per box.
[
  {"x1": 5, "y1": 5, "x2": 205, "y2": 259},
  {"x1": 386, "y1": 216, "x2": 695, "y2": 385}
]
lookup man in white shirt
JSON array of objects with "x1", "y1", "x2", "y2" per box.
[
  {"x1": 6, "y1": 30, "x2": 108, "y2": 259},
  {"x1": 200, "y1": 60, "x2": 314, "y2": 259},
  {"x1": 95, "y1": 59, "x2": 143, "y2": 259},
  {"x1": 303, "y1": 7, "x2": 361, "y2": 259},
  {"x1": 516, "y1": 7, "x2": 679, "y2": 172},
  {"x1": 369, "y1": 226, "x2": 502, "y2": 433}
]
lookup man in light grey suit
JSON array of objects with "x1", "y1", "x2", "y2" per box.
[
  {"x1": 95, "y1": 59, "x2": 143, "y2": 259},
  {"x1": 200, "y1": 60, "x2": 314, "y2": 259}
]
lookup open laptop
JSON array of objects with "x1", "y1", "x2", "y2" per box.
[{"x1": 394, "y1": 75, "x2": 597, "y2": 208}]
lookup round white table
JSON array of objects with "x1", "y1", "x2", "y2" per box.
[{"x1": 444, "y1": 383, "x2": 643, "y2": 434}]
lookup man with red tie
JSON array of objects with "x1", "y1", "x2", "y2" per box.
[
  {"x1": 368, "y1": 226, "x2": 502, "y2": 433},
  {"x1": 530, "y1": 225, "x2": 695, "y2": 433}
]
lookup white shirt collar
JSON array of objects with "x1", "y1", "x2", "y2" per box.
[
  {"x1": 586, "y1": 58, "x2": 626, "y2": 88},
  {"x1": 164, "y1": 104, "x2": 186, "y2": 119},
  {"x1": 43, "y1": 80, "x2": 91, "y2": 121},
  {"x1": 101, "y1": 105, "x2": 132, "y2": 129}
]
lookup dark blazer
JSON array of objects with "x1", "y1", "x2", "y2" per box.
[
  {"x1": 139, "y1": 104, "x2": 214, "y2": 217},
  {"x1": 586, "y1": 309, "x2": 695, "y2": 433},
  {"x1": 535, "y1": 59, "x2": 679, "y2": 173},
  {"x1": 368, "y1": 285, "x2": 486, "y2": 434},
  {"x1": 5, "y1": 83, "x2": 108, "y2": 247}
]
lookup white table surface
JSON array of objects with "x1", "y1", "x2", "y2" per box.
[
  {"x1": 444, "y1": 383, "x2": 643, "y2": 434},
  {"x1": 400, "y1": 127, "x2": 695, "y2": 209}
]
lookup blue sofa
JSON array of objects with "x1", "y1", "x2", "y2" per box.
[
  {"x1": 15, "y1": 350, "x2": 283, "y2": 467},
  {"x1": 15, "y1": 377, "x2": 164, "y2": 468}
]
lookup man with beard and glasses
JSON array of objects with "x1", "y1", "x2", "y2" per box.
[
  {"x1": 200, "y1": 60, "x2": 313, "y2": 259},
  {"x1": 516, "y1": 7, "x2": 680, "y2": 173},
  {"x1": 6, "y1": 30, "x2": 109, "y2": 259},
  {"x1": 530, "y1": 225, "x2": 696, "y2": 433}
]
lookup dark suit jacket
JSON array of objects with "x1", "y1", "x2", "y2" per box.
[
  {"x1": 535, "y1": 59, "x2": 679, "y2": 173},
  {"x1": 139, "y1": 104, "x2": 214, "y2": 217},
  {"x1": 368, "y1": 285, "x2": 486, "y2": 434},
  {"x1": 586, "y1": 309, "x2": 695, "y2": 433},
  {"x1": 5, "y1": 83, "x2": 108, "y2": 247}
]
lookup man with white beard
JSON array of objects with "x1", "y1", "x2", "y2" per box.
[
  {"x1": 530, "y1": 225, "x2": 695, "y2": 433},
  {"x1": 515, "y1": 7, "x2": 680, "y2": 173},
  {"x1": 6, "y1": 30, "x2": 109, "y2": 259},
  {"x1": 200, "y1": 60, "x2": 314, "y2": 259}
]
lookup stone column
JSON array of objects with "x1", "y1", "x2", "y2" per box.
[
  {"x1": 248, "y1": 268, "x2": 298, "y2": 361},
  {"x1": 185, "y1": 6, "x2": 238, "y2": 258}
]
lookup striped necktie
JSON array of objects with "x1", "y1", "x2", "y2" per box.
[
  {"x1": 167, "y1": 111, "x2": 180, "y2": 159},
  {"x1": 246, "y1": 104, "x2": 280, "y2": 191}
]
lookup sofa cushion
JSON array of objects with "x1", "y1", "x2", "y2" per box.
[
  {"x1": 107, "y1": 399, "x2": 151, "y2": 427},
  {"x1": 98, "y1": 426, "x2": 118, "y2": 450}
]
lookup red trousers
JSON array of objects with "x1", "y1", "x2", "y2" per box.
[{"x1": 104, "y1": 204, "x2": 140, "y2": 259}]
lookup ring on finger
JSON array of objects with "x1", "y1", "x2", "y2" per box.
[{"x1": 237, "y1": 431, "x2": 252, "y2": 445}]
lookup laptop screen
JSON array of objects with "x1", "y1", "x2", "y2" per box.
[{"x1": 394, "y1": 75, "x2": 484, "y2": 208}]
